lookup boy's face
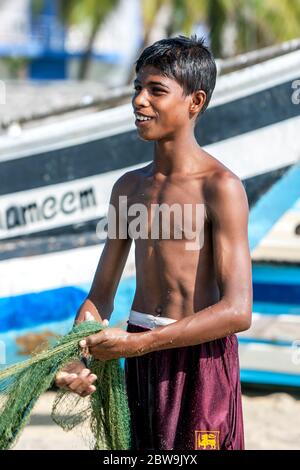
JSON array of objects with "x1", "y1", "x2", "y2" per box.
[{"x1": 132, "y1": 65, "x2": 199, "y2": 141}]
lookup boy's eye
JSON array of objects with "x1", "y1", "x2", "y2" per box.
[{"x1": 133, "y1": 86, "x2": 164, "y2": 94}]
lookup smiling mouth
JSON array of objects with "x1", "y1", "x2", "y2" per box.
[{"x1": 135, "y1": 117, "x2": 154, "y2": 127}]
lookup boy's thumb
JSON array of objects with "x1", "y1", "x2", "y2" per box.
[
  {"x1": 84, "y1": 311, "x2": 109, "y2": 326},
  {"x1": 84, "y1": 311, "x2": 95, "y2": 321}
]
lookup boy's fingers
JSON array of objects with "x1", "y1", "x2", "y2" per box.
[
  {"x1": 80, "y1": 332, "x2": 106, "y2": 348},
  {"x1": 61, "y1": 374, "x2": 78, "y2": 385},
  {"x1": 79, "y1": 339, "x2": 87, "y2": 348},
  {"x1": 56, "y1": 366, "x2": 96, "y2": 396},
  {"x1": 60, "y1": 359, "x2": 85, "y2": 375},
  {"x1": 68, "y1": 369, "x2": 92, "y2": 392},
  {"x1": 84, "y1": 311, "x2": 95, "y2": 321},
  {"x1": 77, "y1": 383, "x2": 89, "y2": 395},
  {"x1": 56, "y1": 369, "x2": 97, "y2": 397},
  {"x1": 87, "y1": 374, "x2": 97, "y2": 384},
  {"x1": 76, "y1": 310, "x2": 96, "y2": 324},
  {"x1": 80, "y1": 384, "x2": 96, "y2": 397},
  {"x1": 78, "y1": 368, "x2": 91, "y2": 379},
  {"x1": 79, "y1": 318, "x2": 109, "y2": 348},
  {"x1": 68, "y1": 371, "x2": 87, "y2": 387},
  {"x1": 55, "y1": 371, "x2": 77, "y2": 386},
  {"x1": 84, "y1": 311, "x2": 109, "y2": 325},
  {"x1": 76, "y1": 378, "x2": 97, "y2": 396},
  {"x1": 75, "y1": 374, "x2": 95, "y2": 395},
  {"x1": 68, "y1": 377, "x2": 83, "y2": 391}
]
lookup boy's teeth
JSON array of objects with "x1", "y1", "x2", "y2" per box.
[{"x1": 137, "y1": 115, "x2": 152, "y2": 121}]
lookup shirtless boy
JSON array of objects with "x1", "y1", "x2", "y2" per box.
[{"x1": 56, "y1": 35, "x2": 252, "y2": 450}]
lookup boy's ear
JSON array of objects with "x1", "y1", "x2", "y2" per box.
[{"x1": 190, "y1": 90, "x2": 206, "y2": 116}]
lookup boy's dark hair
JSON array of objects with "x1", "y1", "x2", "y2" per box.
[{"x1": 135, "y1": 34, "x2": 217, "y2": 118}]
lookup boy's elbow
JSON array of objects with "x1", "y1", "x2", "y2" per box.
[
  {"x1": 230, "y1": 305, "x2": 252, "y2": 333},
  {"x1": 236, "y1": 311, "x2": 252, "y2": 333},
  {"x1": 237, "y1": 313, "x2": 252, "y2": 332}
]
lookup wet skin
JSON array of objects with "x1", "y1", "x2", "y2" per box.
[{"x1": 56, "y1": 65, "x2": 252, "y2": 395}]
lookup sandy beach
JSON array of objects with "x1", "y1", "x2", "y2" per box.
[{"x1": 13, "y1": 389, "x2": 300, "y2": 450}]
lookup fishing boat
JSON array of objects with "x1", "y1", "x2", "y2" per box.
[
  {"x1": 239, "y1": 162, "x2": 300, "y2": 387},
  {"x1": 1, "y1": 42, "x2": 300, "y2": 388},
  {"x1": 1, "y1": 42, "x2": 299, "y2": 242}
]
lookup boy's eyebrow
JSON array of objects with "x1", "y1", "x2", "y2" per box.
[{"x1": 134, "y1": 79, "x2": 169, "y2": 89}]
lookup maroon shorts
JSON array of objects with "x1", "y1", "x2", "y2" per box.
[{"x1": 124, "y1": 322, "x2": 244, "y2": 450}]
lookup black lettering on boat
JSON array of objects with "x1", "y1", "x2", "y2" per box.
[
  {"x1": 3, "y1": 186, "x2": 97, "y2": 231},
  {"x1": 21, "y1": 203, "x2": 40, "y2": 224},
  {"x1": 6, "y1": 206, "x2": 24, "y2": 229},
  {"x1": 79, "y1": 188, "x2": 96, "y2": 210},
  {"x1": 61, "y1": 191, "x2": 76, "y2": 214},
  {"x1": 41, "y1": 196, "x2": 57, "y2": 220}
]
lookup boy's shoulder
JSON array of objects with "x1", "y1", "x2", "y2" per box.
[
  {"x1": 202, "y1": 151, "x2": 248, "y2": 215},
  {"x1": 112, "y1": 164, "x2": 151, "y2": 195}
]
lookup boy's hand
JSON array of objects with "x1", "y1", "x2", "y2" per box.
[
  {"x1": 55, "y1": 360, "x2": 97, "y2": 397},
  {"x1": 79, "y1": 327, "x2": 142, "y2": 361},
  {"x1": 55, "y1": 311, "x2": 109, "y2": 397}
]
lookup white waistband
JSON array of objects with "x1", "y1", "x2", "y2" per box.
[{"x1": 129, "y1": 309, "x2": 177, "y2": 329}]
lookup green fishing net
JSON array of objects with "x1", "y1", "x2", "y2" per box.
[{"x1": 0, "y1": 321, "x2": 131, "y2": 450}]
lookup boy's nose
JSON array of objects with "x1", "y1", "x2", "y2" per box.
[{"x1": 132, "y1": 89, "x2": 150, "y2": 109}]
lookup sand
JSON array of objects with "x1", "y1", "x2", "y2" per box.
[
  {"x1": 13, "y1": 389, "x2": 300, "y2": 450},
  {"x1": 242, "y1": 389, "x2": 300, "y2": 450}
]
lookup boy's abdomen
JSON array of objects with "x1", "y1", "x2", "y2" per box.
[
  {"x1": 132, "y1": 220, "x2": 220, "y2": 320},
  {"x1": 124, "y1": 323, "x2": 244, "y2": 451}
]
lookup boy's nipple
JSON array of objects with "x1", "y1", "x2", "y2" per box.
[{"x1": 155, "y1": 306, "x2": 162, "y2": 316}]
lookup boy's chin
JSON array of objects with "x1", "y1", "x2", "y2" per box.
[
  {"x1": 137, "y1": 132, "x2": 157, "y2": 142},
  {"x1": 137, "y1": 128, "x2": 168, "y2": 142}
]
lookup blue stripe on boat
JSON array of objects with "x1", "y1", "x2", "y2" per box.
[
  {"x1": 238, "y1": 337, "x2": 293, "y2": 347},
  {"x1": 249, "y1": 161, "x2": 300, "y2": 251},
  {"x1": 0, "y1": 276, "x2": 136, "y2": 333},
  {"x1": 241, "y1": 369, "x2": 300, "y2": 387},
  {"x1": 1, "y1": 266, "x2": 300, "y2": 334},
  {"x1": 0, "y1": 286, "x2": 87, "y2": 332}
]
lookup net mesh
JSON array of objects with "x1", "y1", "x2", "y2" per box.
[{"x1": 0, "y1": 321, "x2": 131, "y2": 450}]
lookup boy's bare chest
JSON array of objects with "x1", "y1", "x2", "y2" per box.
[
  {"x1": 125, "y1": 179, "x2": 207, "y2": 240},
  {"x1": 128, "y1": 178, "x2": 203, "y2": 206}
]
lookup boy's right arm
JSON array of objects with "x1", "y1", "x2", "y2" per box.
[
  {"x1": 55, "y1": 311, "x2": 100, "y2": 397},
  {"x1": 55, "y1": 176, "x2": 133, "y2": 396}
]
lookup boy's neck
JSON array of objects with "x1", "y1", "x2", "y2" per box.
[{"x1": 153, "y1": 129, "x2": 205, "y2": 176}]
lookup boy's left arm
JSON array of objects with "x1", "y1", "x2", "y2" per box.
[{"x1": 83, "y1": 172, "x2": 253, "y2": 360}]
